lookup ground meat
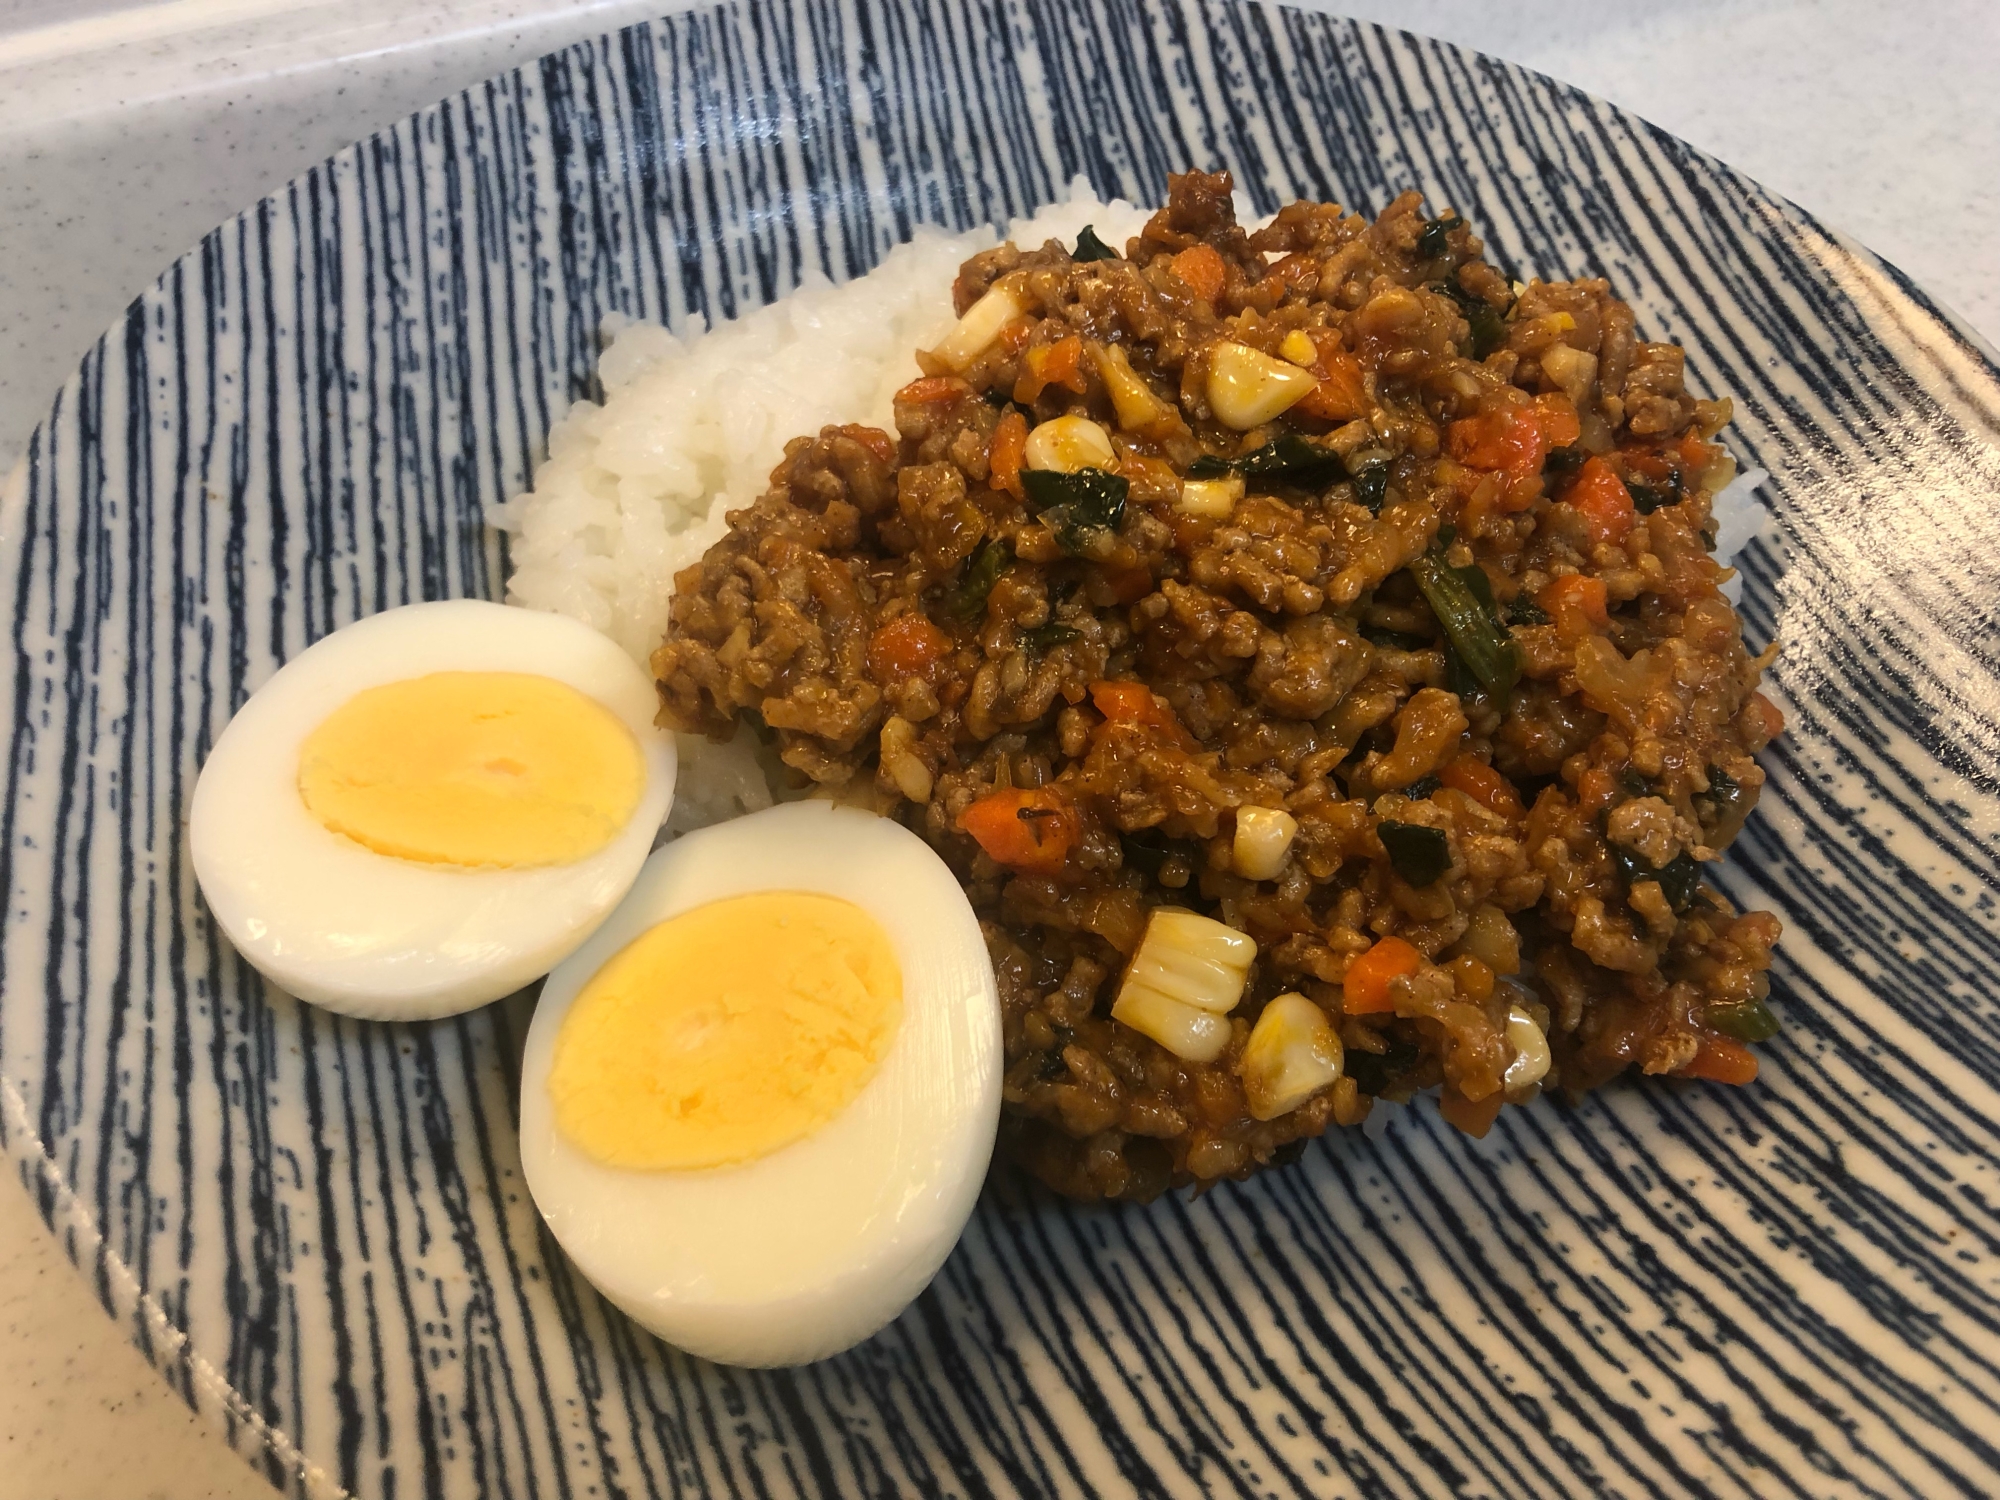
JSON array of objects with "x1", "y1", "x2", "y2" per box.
[{"x1": 654, "y1": 170, "x2": 1785, "y2": 1201}]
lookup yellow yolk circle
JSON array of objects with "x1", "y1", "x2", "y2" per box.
[
  {"x1": 297, "y1": 670, "x2": 644, "y2": 868},
  {"x1": 547, "y1": 891, "x2": 904, "y2": 1171}
]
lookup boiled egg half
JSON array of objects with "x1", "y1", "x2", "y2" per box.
[
  {"x1": 190, "y1": 600, "x2": 677, "y2": 1020},
  {"x1": 518, "y1": 801, "x2": 1001, "y2": 1366}
]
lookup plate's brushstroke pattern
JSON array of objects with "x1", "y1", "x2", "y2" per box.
[{"x1": 3, "y1": 0, "x2": 1998, "y2": 1496}]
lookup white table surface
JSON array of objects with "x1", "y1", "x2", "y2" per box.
[{"x1": 1, "y1": 2, "x2": 1995, "y2": 1497}]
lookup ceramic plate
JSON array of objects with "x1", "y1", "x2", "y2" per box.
[{"x1": 5, "y1": 0, "x2": 1998, "y2": 1495}]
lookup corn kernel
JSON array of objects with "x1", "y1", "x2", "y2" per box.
[
  {"x1": 1502, "y1": 1004, "x2": 1550, "y2": 1092},
  {"x1": 1278, "y1": 329, "x2": 1320, "y2": 367},
  {"x1": 1111, "y1": 985, "x2": 1232, "y2": 1064},
  {"x1": 1023, "y1": 414, "x2": 1115, "y2": 474},
  {"x1": 1179, "y1": 475, "x2": 1243, "y2": 519},
  {"x1": 1206, "y1": 340, "x2": 1320, "y2": 429},
  {"x1": 1091, "y1": 342, "x2": 1175, "y2": 434},
  {"x1": 1233, "y1": 805, "x2": 1299, "y2": 881},
  {"x1": 1113, "y1": 909, "x2": 1256, "y2": 1060},
  {"x1": 1239, "y1": 993, "x2": 1344, "y2": 1120},
  {"x1": 931, "y1": 283, "x2": 1025, "y2": 372}
]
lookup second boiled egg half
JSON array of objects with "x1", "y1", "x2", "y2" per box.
[{"x1": 518, "y1": 801, "x2": 1002, "y2": 1367}]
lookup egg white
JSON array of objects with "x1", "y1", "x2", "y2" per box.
[
  {"x1": 518, "y1": 801, "x2": 1001, "y2": 1367},
  {"x1": 189, "y1": 600, "x2": 677, "y2": 1021}
]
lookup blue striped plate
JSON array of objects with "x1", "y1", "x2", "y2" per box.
[{"x1": 5, "y1": 1, "x2": 1998, "y2": 1495}]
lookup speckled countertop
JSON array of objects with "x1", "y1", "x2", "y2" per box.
[{"x1": 2, "y1": 2, "x2": 1995, "y2": 1496}]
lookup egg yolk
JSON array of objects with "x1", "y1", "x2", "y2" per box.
[
  {"x1": 547, "y1": 892, "x2": 903, "y2": 1171},
  {"x1": 298, "y1": 671, "x2": 643, "y2": 868}
]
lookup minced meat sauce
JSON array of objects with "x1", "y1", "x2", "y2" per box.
[{"x1": 653, "y1": 170, "x2": 1784, "y2": 1202}]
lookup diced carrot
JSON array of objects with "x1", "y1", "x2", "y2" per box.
[
  {"x1": 1564, "y1": 456, "x2": 1636, "y2": 547},
  {"x1": 1532, "y1": 391, "x2": 1581, "y2": 448},
  {"x1": 894, "y1": 375, "x2": 969, "y2": 406},
  {"x1": 867, "y1": 613, "x2": 951, "y2": 681},
  {"x1": 1675, "y1": 431, "x2": 1713, "y2": 471},
  {"x1": 1342, "y1": 935, "x2": 1423, "y2": 1015},
  {"x1": 1438, "y1": 756, "x2": 1524, "y2": 820},
  {"x1": 1100, "y1": 563, "x2": 1153, "y2": 604},
  {"x1": 1015, "y1": 334, "x2": 1088, "y2": 402},
  {"x1": 960, "y1": 786, "x2": 1076, "y2": 875},
  {"x1": 1681, "y1": 1037, "x2": 1759, "y2": 1086},
  {"x1": 834, "y1": 423, "x2": 897, "y2": 466},
  {"x1": 1439, "y1": 1084, "x2": 1504, "y2": 1138},
  {"x1": 1448, "y1": 401, "x2": 1549, "y2": 488},
  {"x1": 1295, "y1": 339, "x2": 1370, "y2": 422},
  {"x1": 997, "y1": 315, "x2": 1035, "y2": 355},
  {"x1": 1752, "y1": 691, "x2": 1786, "y2": 742},
  {"x1": 1169, "y1": 243, "x2": 1227, "y2": 304},
  {"x1": 1538, "y1": 573, "x2": 1610, "y2": 637},
  {"x1": 1090, "y1": 679, "x2": 1168, "y2": 724},
  {"x1": 988, "y1": 409, "x2": 1028, "y2": 500},
  {"x1": 1041, "y1": 334, "x2": 1086, "y2": 393},
  {"x1": 1576, "y1": 765, "x2": 1617, "y2": 814}
]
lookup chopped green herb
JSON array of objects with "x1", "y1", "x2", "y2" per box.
[
  {"x1": 1379, "y1": 820, "x2": 1451, "y2": 886},
  {"x1": 1417, "y1": 214, "x2": 1464, "y2": 259},
  {"x1": 1345, "y1": 1036, "x2": 1421, "y2": 1097},
  {"x1": 1442, "y1": 640, "x2": 1480, "y2": 700},
  {"x1": 1023, "y1": 467, "x2": 1129, "y2": 554},
  {"x1": 1121, "y1": 826, "x2": 1196, "y2": 878},
  {"x1": 946, "y1": 536, "x2": 1012, "y2": 621},
  {"x1": 1409, "y1": 549, "x2": 1521, "y2": 696},
  {"x1": 1544, "y1": 445, "x2": 1588, "y2": 486},
  {"x1": 1705, "y1": 997, "x2": 1782, "y2": 1044},
  {"x1": 1018, "y1": 621, "x2": 1079, "y2": 655},
  {"x1": 1352, "y1": 462, "x2": 1391, "y2": 514},
  {"x1": 1609, "y1": 843, "x2": 1701, "y2": 913},
  {"x1": 1035, "y1": 1023, "x2": 1077, "y2": 1080},
  {"x1": 1628, "y1": 468, "x2": 1684, "y2": 515},
  {"x1": 1072, "y1": 224, "x2": 1119, "y2": 262},
  {"x1": 1506, "y1": 595, "x2": 1551, "y2": 626},
  {"x1": 1656, "y1": 852, "x2": 1701, "y2": 911},
  {"x1": 1188, "y1": 433, "x2": 1345, "y2": 489},
  {"x1": 983, "y1": 388, "x2": 1037, "y2": 419},
  {"x1": 1403, "y1": 774, "x2": 1442, "y2": 800},
  {"x1": 1432, "y1": 278, "x2": 1509, "y2": 358}
]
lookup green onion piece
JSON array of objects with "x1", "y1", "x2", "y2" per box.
[
  {"x1": 947, "y1": 536, "x2": 1012, "y2": 620},
  {"x1": 1022, "y1": 467, "x2": 1128, "y2": 555},
  {"x1": 1410, "y1": 550, "x2": 1521, "y2": 695},
  {"x1": 1379, "y1": 820, "x2": 1450, "y2": 886},
  {"x1": 1072, "y1": 224, "x2": 1119, "y2": 262},
  {"x1": 1362, "y1": 626, "x2": 1434, "y2": 652},
  {"x1": 1453, "y1": 562, "x2": 1497, "y2": 613},
  {"x1": 1506, "y1": 595, "x2": 1550, "y2": 626},
  {"x1": 1705, "y1": 997, "x2": 1781, "y2": 1043}
]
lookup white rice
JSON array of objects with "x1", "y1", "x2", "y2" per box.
[{"x1": 491, "y1": 181, "x2": 1767, "y2": 824}]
